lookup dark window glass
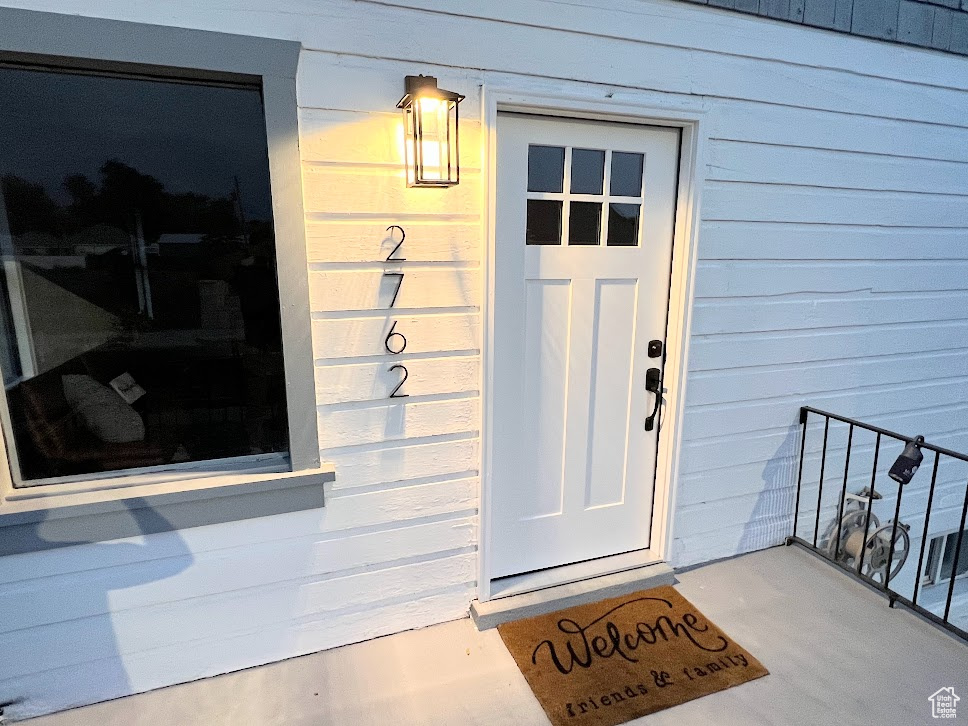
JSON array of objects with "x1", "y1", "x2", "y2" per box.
[
  {"x1": 570, "y1": 149, "x2": 605, "y2": 195},
  {"x1": 925, "y1": 538, "x2": 942, "y2": 583},
  {"x1": 526, "y1": 200, "x2": 562, "y2": 245},
  {"x1": 610, "y1": 152, "x2": 644, "y2": 197},
  {"x1": 527, "y1": 145, "x2": 564, "y2": 193},
  {"x1": 607, "y1": 204, "x2": 640, "y2": 246},
  {"x1": 568, "y1": 202, "x2": 601, "y2": 245},
  {"x1": 0, "y1": 66, "x2": 288, "y2": 481}
]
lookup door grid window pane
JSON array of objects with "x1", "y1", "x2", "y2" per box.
[
  {"x1": 607, "y1": 203, "x2": 641, "y2": 247},
  {"x1": 526, "y1": 200, "x2": 562, "y2": 245},
  {"x1": 568, "y1": 202, "x2": 601, "y2": 246},
  {"x1": 569, "y1": 149, "x2": 605, "y2": 195},
  {"x1": 0, "y1": 65, "x2": 288, "y2": 482},
  {"x1": 610, "y1": 152, "x2": 644, "y2": 197},
  {"x1": 527, "y1": 145, "x2": 565, "y2": 193}
]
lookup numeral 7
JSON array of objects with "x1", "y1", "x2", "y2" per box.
[{"x1": 383, "y1": 272, "x2": 404, "y2": 308}]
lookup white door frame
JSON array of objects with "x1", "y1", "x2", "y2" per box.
[{"x1": 478, "y1": 87, "x2": 708, "y2": 602}]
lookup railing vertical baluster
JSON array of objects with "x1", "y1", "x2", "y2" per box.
[
  {"x1": 912, "y1": 452, "x2": 940, "y2": 607},
  {"x1": 813, "y1": 417, "x2": 830, "y2": 547},
  {"x1": 788, "y1": 406, "x2": 968, "y2": 642},
  {"x1": 858, "y1": 432, "x2": 881, "y2": 576},
  {"x1": 943, "y1": 480, "x2": 968, "y2": 623},
  {"x1": 833, "y1": 424, "x2": 854, "y2": 558},
  {"x1": 793, "y1": 409, "x2": 809, "y2": 540},
  {"x1": 885, "y1": 473, "x2": 905, "y2": 590}
]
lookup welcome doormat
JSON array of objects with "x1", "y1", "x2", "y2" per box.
[{"x1": 498, "y1": 585, "x2": 768, "y2": 726}]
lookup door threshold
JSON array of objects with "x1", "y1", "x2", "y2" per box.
[
  {"x1": 488, "y1": 549, "x2": 661, "y2": 601},
  {"x1": 471, "y1": 560, "x2": 675, "y2": 630}
]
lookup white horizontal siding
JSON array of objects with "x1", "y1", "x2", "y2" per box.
[
  {"x1": 693, "y1": 289, "x2": 968, "y2": 332},
  {"x1": 683, "y1": 376, "x2": 968, "y2": 440},
  {"x1": 687, "y1": 348, "x2": 968, "y2": 405},
  {"x1": 1, "y1": 583, "x2": 475, "y2": 718},
  {"x1": 690, "y1": 320, "x2": 968, "y2": 370},
  {"x1": 701, "y1": 184, "x2": 968, "y2": 226},
  {"x1": 302, "y1": 165, "x2": 483, "y2": 218},
  {"x1": 309, "y1": 268, "x2": 480, "y2": 312},
  {"x1": 708, "y1": 101, "x2": 968, "y2": 163},
  {"x1": 315, "y1": 356, "x2": 479, "y2": 405},
  {"x1": 0, "y1": 0, "x2": 967, "y2": 719},
  {"x1": 305, "y1": 220, "x2": 480, "y2": 264},
  {"x1": 312, "y1": 313, "x2": 479, "y2": 360},
  {"x1": 706, "y1": 141, "x2": 968, "y2": 194}
]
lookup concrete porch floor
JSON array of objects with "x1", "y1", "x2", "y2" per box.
[{"x1": 22, "y1": 545, "x2": 968, "y2": 726}]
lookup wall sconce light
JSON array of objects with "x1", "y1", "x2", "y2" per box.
[
  {"x1": 397, "y1": 75, "x2": 464, "y2": 187},
  {"x1": 889, "y1": 435, "x2": 924, "y2": 485}
]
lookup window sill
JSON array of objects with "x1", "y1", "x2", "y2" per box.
[{"x1": 0, "y1": 464, "x2": 334, "y2": 556}]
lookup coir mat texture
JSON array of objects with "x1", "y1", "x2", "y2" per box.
[{"x1": 498, "y1": 585, "x2": 768, "y2": 726}]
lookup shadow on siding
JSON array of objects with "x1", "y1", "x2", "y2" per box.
[
  {"x1": 0, "y1": 500, "x2": 193, "y2": 719},
  {"x1": 739, "y1": 420, "x2": 800, "y2": 552}
]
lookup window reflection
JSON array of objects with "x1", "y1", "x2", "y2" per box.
[{"x1": 0, "y1": 66, "x2": 288, "y2": 482}]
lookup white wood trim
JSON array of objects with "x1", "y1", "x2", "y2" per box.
[
  {"x1": 479, "y1": 87, "x2": 499, "y2": 602},
  {"x1": 0, "y1": 464, "x2": 335, "y2": 518},
  {"x1": 9, "y1": 452, "x2": 290, "y2": 492},
  {"x1": 471, "y1": 561, "x2": 675, "y2": 630},
  {"x1": 654, "y1": 110, "x2": 706, "y2": 570},
  {"x1": 488, "y1": 548, "x2": 665, "y2": 600},
  {"x1": 478, "y1": 86, "x2": 708, "y2": 601}
]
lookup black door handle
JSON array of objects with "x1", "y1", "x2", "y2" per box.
[{"x1": 645, "y1": 367, "x2": 662, "y2": 432}]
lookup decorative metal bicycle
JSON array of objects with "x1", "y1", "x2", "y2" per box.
[{"x1": 819, "y1": 487, "x2": 911, "y2": 586}]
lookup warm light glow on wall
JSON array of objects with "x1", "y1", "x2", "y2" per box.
[{"x1": 397, "y1": 75, "x2": 464, "y2": 187}]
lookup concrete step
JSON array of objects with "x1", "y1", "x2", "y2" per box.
[{"x1": 470, "y1": 561, "x2": 676, "y2": 630}]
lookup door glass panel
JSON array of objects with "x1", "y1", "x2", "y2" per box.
[
  {"x1": 527, "y1": 145, "x2": 565, "y2": 193},
  {"x1": 610, "y1": 152, "x2": 644, "y2": 197},
  {"x1": 526, "y1": 200, "x2": 562, "y2": 245},
  {"x1": 568, "y1": 202, "x2": 601, "y2": 246},
  {"x1": 570, "y1": 149, "x2": 605, "y2": 195},
  {"x1": 607, "y1": 203, "x2": 640, "y2": 246}
]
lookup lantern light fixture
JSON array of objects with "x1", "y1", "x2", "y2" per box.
[
  {"x1": 397, "y1": 75, "x2": 464, "y2": 188},
  {"x1": 889, "y1": 435, "x2": 925, "y2": 486}
]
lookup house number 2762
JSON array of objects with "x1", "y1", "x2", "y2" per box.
[{"x1": 384, "y1": 225, "x2": 409, "y2": 398}]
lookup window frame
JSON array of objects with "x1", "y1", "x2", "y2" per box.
[
  {"x1": 0, "y1": 7, "x2": 330, "y2": 553},
  {"x1": 923, "y1": 528, "x2": 968, "y2": 587}
]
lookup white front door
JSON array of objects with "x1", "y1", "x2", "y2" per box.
[{"x1": 490, "y1": 113, "x2": 680, "y2": 579}]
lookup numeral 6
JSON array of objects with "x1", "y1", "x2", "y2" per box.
[{"x1": 384, "y1": 321, "x2": 407, "y2": 354}]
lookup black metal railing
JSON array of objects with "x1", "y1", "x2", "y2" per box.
[{"x1": 788, "y1": 406, "x2": 968, "y2": 641}]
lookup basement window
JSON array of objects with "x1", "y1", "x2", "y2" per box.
[{"x1": 923, "y1": 530, "x2": 968, "y2": 586}]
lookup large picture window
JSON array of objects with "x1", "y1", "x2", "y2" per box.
[{"x1": 0, "y1": 64, "x2": 289, "y2": 483}]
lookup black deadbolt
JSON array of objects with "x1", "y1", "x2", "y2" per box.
[{"x1": 648, "y1": 339, "x2": 663, "y2": 358}]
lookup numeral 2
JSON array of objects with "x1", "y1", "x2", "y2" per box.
[
  {"x1": 383, "y1": 271, "x2": 404, "y2": 308},
  {"x1": 389, "y1": 364, "x2": 409, "y2": 398},
  {"x1": 385, "y1": 225, "x2": 406, "y2": 262},
  {"x1": 384, "y1": 321, "x2": 407, "y2": 354}
]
